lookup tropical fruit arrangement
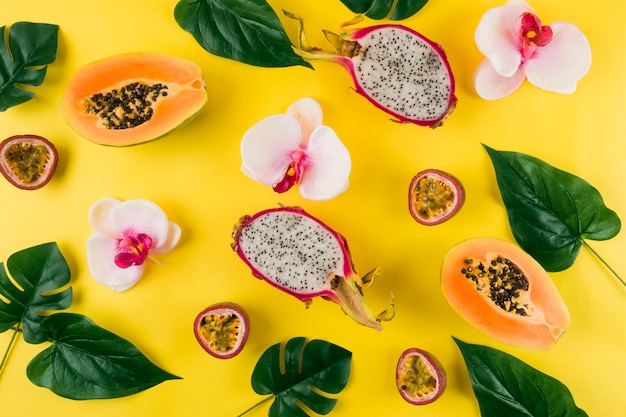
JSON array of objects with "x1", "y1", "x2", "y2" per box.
[{"x1": 0, "y1": 1, "x2": 623, "y2": 417}]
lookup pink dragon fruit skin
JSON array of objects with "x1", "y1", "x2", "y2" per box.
[
  {"x1": 286, "y1": 13, "x2": 457, "y2": 127},
  {"x1": 231, "y1": 206, "x2": 388, "y2": 331}
]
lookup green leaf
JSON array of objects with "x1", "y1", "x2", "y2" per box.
[
  {"x1": 453, "y1": 337, "x2": 589, "y2": 417},
  {"x1": 26, "y1": 313, "x2": 181, "y2": 400},
  {"x1": 484, "y1": 144, "x2": 621, "y2": 272},
  {"x1": 339, "y1": 0, "x2": 429, "y2": 20},
  {"x1": 174, "y1": 0, "x2": 312, "y2": 68},
  {"x1": 0, "y1": 22, "x2": 58, "y2": 111},
  {"x1": 0, "y1": 242, "x2": 72, "y2": 344},
  {"x1": 250, "y1": 337, "x2": 351, "y2": 417}
]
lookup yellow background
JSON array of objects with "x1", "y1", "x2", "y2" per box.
[{"x1": 1, "y1": 0, "x2": 624, "y2": 416}]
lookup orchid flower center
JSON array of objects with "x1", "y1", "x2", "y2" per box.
[
  {"x1": 115, "y1": 232, "x2": 153, "y2": 268},
  {"x1": 273, "y1": 149, "x2": 306, "y2": 193},
  {"x1": 519, "y1": 12, "x2": 553, "y2": 59}
]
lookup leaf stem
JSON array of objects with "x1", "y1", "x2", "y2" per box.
[
  {"x1": 0, "y1": 324, "x2": 20, "y2": 377},
  {"x1": 235, "y1": 396, "x2": 274, "y2": 417},
  {"x1": 582, "y1": 241, "x2": 625, "y2": 288}
]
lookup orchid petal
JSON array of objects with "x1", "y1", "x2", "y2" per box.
[
  {"x1": 107, "y1": 199, "x2": 171, "y2": 249},
  {"x1": 151, "y1": 221, "x2": 182, "y2": 255},
  {"x1": 286, "y1": 97, "x2": 323, "y2": 145},
  {"x1": 475, "y1": 3, "x2": 530, "y2": 77},
  {"x1": 524, "y1": 22, "x2": 591, "y2": 94},
  {"x1": 240, "y1": 114, "x2": 303, "y2": 186},
  {"x1": 474, "y1": 59, "x2": 526, "y2": 100},
  {"x1": 86, "y1": 234, "x2": 144, "y2": 292},
  {"x1": 89, "y1": 198, "x2": 123, "y2": 237},
  {"x1": 505, "y1": 0, "x2": 536, "y2": 13},
  {"x1": 298, "y1": 126, "x2": 351, "y2": 200}
]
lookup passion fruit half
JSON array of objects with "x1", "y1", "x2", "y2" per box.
[
  {"x1": 0, "y1": 135, "x2": 58, "y2": 190},
  {"x1": 193, "y1": 302, "x2": 249, "y2": 359},
  {"x1": 408, "y1": 169, "x2": 464, "y2": 225},
  {"x1": 396, "y1": 348, "x2": 447, "y2": 405}
]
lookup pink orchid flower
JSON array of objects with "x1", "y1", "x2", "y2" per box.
[
  {"x1": 240, "y1": 97, "x2": 351, "y2": 201},
  {"x1": 86, "y1": 198, "x2": 181, "y2": 292},
  {"x1": 474, "y1": 0, "x2": 591, "y2": 100}
]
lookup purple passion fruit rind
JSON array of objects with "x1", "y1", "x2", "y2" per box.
[
  {"x1": 0, "y1": 135, "x2": 58, "y2": 190},
  {"x1": 193, "y1": 302, "x2": 249, "y2": 359},
  {"x1": 396, "y1": 347, "x2": 447, "y2": 405},
  {"x1": 408, "y1": 169, "x2": 464, "y2": 225}
]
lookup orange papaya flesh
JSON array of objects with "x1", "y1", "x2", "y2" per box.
[
  {"x1": 61, "y1": 52, "x2": 207, "y2": 146},
  {"x1": 441, "y1": 237, "x2": 570, "y2": 350}
]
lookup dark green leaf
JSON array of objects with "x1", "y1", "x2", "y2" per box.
[
  {"x1": 363, "y1": 0, "x2": 394, "y2": 20},
  {"x1": 0, "y1": 242, "x2": 72, "y2": 344},
  {"x1": 0, "y1": 22, "x2": 58, "y2": 111},
  {"x1": 26, "y1": 313, "x2": 181, "y2": 400},
  {"x1": 174, "y1": 0, "x2": 312, "y2": 68},
  {"x1": 454, "y1": 337, "x2": 589, "y2": 417},
  {"x1": 339, "y1": 0, "x2": 429, "y2": 20},
  {"x1": 484, "y1": 145, "x2": 621, "y2": 272},
  {"x1": 251, "y1": 337, "x2": 351, "y2": 417}
]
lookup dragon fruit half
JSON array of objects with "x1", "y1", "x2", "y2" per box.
[
  {"x1": 285, "y1": 13, "x2": 457, "y2": 127},
  {"x1": 231, "y1": 206, "x2": 392, "y2": 331}
]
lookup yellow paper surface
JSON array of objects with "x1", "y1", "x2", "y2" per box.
[{"x1": 1, "y1": 1, "x2": 624, "y2": 416}]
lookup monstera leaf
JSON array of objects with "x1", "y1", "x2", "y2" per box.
[
  {"x1": 174, "y1": 0, "x2": 311, "y2": 68},
  {"x1": 27, "y1": 313, "x2": 181, "y2": 399},
  {"x1": 339, "y1": 0, "x2": 429, "y2": 20},
  {"x1": 484, "y1": 145, "x2": 621, "y2": 272},
  {"x1": 0, "y1": 22, "x2": 58, "y2": 111},
  {"x1": 247, "y1": 337, "x2": 352, "y2": 417},
  {"x1": 454, "y1": 338, "x2": 589, "y2": 417},
  {"x1": 0, "y1": 242, "x2": 72, "y2": 344}
]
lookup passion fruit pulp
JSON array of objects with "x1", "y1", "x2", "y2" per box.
[
  {"x1": 396, "y1": 348, "x2": 446, "y2": 405},
  {"x1": 193, "y1": 302, "x2": 249, "y2": 359},
  {"x1": 408, "y1": 169, "x2": 464, "y2": 225},
  {"x1": 0, "y1": 135, "x2": 58, "y2": 190}
]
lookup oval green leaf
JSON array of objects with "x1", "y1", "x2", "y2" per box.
[
  {"x1": 26, "y1": 313, "x2": 181, "y2": 400},
  {"x1": 484, "y1": 144, "x2": 621, "y2": 272},
  {"x1": 174, "y1": 0, "x2": 312, "y2": 68},
  {"x1": 339, "y1": 0, "x2": 429, "y2": 20},
  {"x1": 0, "y1": 22, "x2": 58, "y2": 111},
  {"x1": 251, "y1": 337, "x2": 352, "y2": 417},
  {"x1": 454, "y1": 337, "x2": 589, "y2": 417},
  {"x1": 0, "y1": 242, "x2": 72, "y2": 344}
]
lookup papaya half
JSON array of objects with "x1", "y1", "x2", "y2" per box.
[
  {"x1": 61, "y1": 52, "x2": 207, "y2": 146},
  {"x1": 441, "y1": 237, "x2": 570, "y2": 350}
]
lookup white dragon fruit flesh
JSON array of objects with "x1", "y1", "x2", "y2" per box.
[
  {"x1": 286, "y1": 13, "x2": 457, "y2": 127},
  {"x1": 231, "y1": 206, "x2": 391, "y2": 331}
]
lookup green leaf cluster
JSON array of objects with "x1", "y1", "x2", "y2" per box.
[
  {"x1": 454, "y1": 338, "x2": 589, "y2": 417},
  {"x1": 173, "y1": 0, "x2": 430, "y2": 68},
  {"x1": 0, "y1": 243, "x2": 180, "y2": 399},
  {"x1": 340, "y1": 0, "x2": 429, "y2": 20},
  {"x1": 0, "y1": 22, "x2": 58, "y2": 111},
  {"x1": 240, "y1": 337, "x2": 352, "y2": 417},
  {"x1": 484, "y1": 145, "x2": 621, "y2": 273}
]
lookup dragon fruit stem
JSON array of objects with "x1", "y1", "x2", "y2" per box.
[{"x1": 330, "y1": 273, "x2": 383, "y2": 331}]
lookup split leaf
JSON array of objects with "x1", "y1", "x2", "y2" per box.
[
  {"x1": 339, "y1": 0, "x2": 429, "y2": 20},
  {"x1": 0, "y1": 242, "x2": 72, "y2": 344},
  {"x1": 484, "y1": 145, "x2": 621, "y2": 273},
  {"x1": 454, "y1": 337, "x2": 588, "y2": 417},
  {"x1": 26, "y1": 313, "x2": 181, "y2": 400},
  {"x1": 0, "y1": 22, "x2": 58, "y2": 111},
  {"x1": 242, "y1": 337, "x2": 351, "y2": 417},
  {"x1": 174, "y1": 0, "x2": 312, "y2": 68}
]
